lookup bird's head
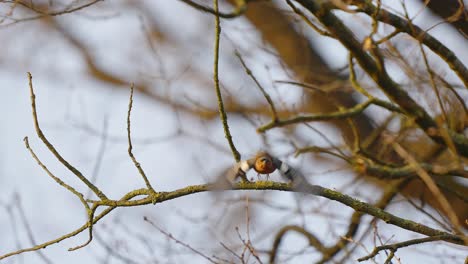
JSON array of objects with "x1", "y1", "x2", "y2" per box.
[{"x1": 253, "y1": 151, "x2": 276, "y2": 174}]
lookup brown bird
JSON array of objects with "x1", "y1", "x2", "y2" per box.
[
  {"x1": 221, "y1": 151, "x2": 301, "y2": 184},
  {"x1": 253, "y1": 152, "x2": 276, "y2": 176},
  {"x1": 211, "y1": 150, "x2": 313, "y2": 194}
]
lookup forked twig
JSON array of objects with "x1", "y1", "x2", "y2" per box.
[{"x1": 27, "y1": 72, "x2": 108, "y2": 200}]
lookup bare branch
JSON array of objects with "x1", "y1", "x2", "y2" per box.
[
  {"x1": 357, "y1": 235, "x2": 458, "y2": 262},
  {"x1": 27, "y1": 72, "x2": 108, "y2": 200},
  {"x1": 180, "y1": 0, "x2": 247, "y2": 19},
  {"x1": 235, "y1": 50, "x2": 278, "y2": 121},
  {"x1": 127, "y1": 84, "x2": 155, "y2": 191},
  {"x1": 144, "y1": 216, "x2": 217, "y2": 264},
  {"x1": 213, "y1": 0, "x2": 241, "y2": 162}
]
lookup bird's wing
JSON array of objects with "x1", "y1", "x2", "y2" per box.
[
  {"x1": 271, "y1": 156, "x2": 311, "y2": 191},
  {"x1": 210, "y1": 159, "x2": 254, "y2": 190},
  {"x1": 270, "y1": 156, "x2": 294, "y2": 180}
]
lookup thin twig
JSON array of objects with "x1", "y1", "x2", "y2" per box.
[
  {"x1": 15, "y1": 195, "x2": 54, "y2": 264},
  {"x1": 27, "y1": 72, "x2": 108, "y2": 200},
  {"x1": 127, "y1": 84, "x2": 155, "y2": 191},
  {"x1": 418, "y1": 43, "x2": 459, "y2": 158},
  {"x1": 93, "y1": 232, "x2": 140, "y2": 264},
  {"x1": 86, "y1": 117, "x2": 109, "y2": 199},
  {"x1": 375, "y1": 29, "x2": 401, "y2": 45},
  {"x1": 404, "y1": 196, "x2": 452, "y2": 232},
  {"x1": 144, "y1": 216, "x2": 217, "y2": 264},
  {"x1": 23, "y1": 136, "x2": 97, "y2": 251},
  {"x1": 316, "y1": 179, "x2": 409, "y2": 264},
  {"x1": 269, "y1": 225, "x2": 327, "y2": 264},
  {"x1": 235, "y1": 50, "x2": 278, "y2": 121},
  {"x1": 388, "y1": 137, "x2": 462, "y2": 233},
  {"x1": 285, "y1": 0, "x2": 332, "y2": 37},
  {"x1": 295, "y1": 145, "x2": 350, "y2": 163},
  {"x1": 304, "y1": 123, "x2": 349, "y2": 158},
  {"x1": 399, "y1": 1, "x2": 448, "y2": 129},
  {"x1": 244, "y1": 196, "x2": 263, "y2": 263},
  {"x1": 220, "y1": 242, "x2": 243, "y2": 261},
  {"x1": 3, "y1": 0, "x2": 103, "y2": 26},
  {"x1": 348, "y1": 55, "x2": 403, "y2": 114},
  {"x1": 258, "y1": 99, "x2": 377, "y2": 132},
  {"x1": 23, "y1": 137, "x2": 89, "y2": 210},
  {"x1": 357, "y1": 235, "x2": 457, "y2": 262},
  {"x1": 180, "y1": 0, "x2": 247, "y2": 19},
  {"x1": 213, "y1": 0, "x2": 241, "y2": 162},
  {"x1": 68, "y1": 204, "x2": 98, "y2": 251},
  {"x1": 0, "y1": 188, "x2": 151, "y2": 260}
]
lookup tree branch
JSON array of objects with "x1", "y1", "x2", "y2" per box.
[
  {"x1": 352, "y1": 0, "x2": 468, "y2": 88},
  {"x1": 357, "y1": 235, "x2": 458, "y2": 262},
  {"x1": 127, "y1": 84, "x2": 155, "y2": 191},
  {"x1": 180, "y1": 0, "x2": 248, "y2": 19},
  {"x1": 27, "y1": 72, "x2": 108, "y2": 200},
  {"x1": 2, "y1": 180, "x2": 465, "y2": 260},
  {"x1": 213, "y1": 0, "x2": 241, "y2": 162},
  {"x1": 294, "y1": 0, "x2": 468, "y2": 157}
]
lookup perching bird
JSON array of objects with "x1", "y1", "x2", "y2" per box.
[{"x1": 213, "y1": 151, "x2": 307, "y2": 190}]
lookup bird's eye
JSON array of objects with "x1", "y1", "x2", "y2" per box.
[{"x1": 260, "y1": 157, "x2": 268, "y2": 162}]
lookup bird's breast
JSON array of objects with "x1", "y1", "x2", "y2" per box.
[{"x1": 253, "y1": 164, "x2": 276, "y2": 174}]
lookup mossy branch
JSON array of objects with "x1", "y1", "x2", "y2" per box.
[{"x1": 1, "y1": 181, "x2": 465, "y2": 260}]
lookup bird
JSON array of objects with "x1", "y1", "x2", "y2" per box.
[
  {"x1": 215, "y1": 151, "x2": 304, "y2": 187},
  {"x1": 211, "y1": 150, "x2": 317, "y2": 195}
]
